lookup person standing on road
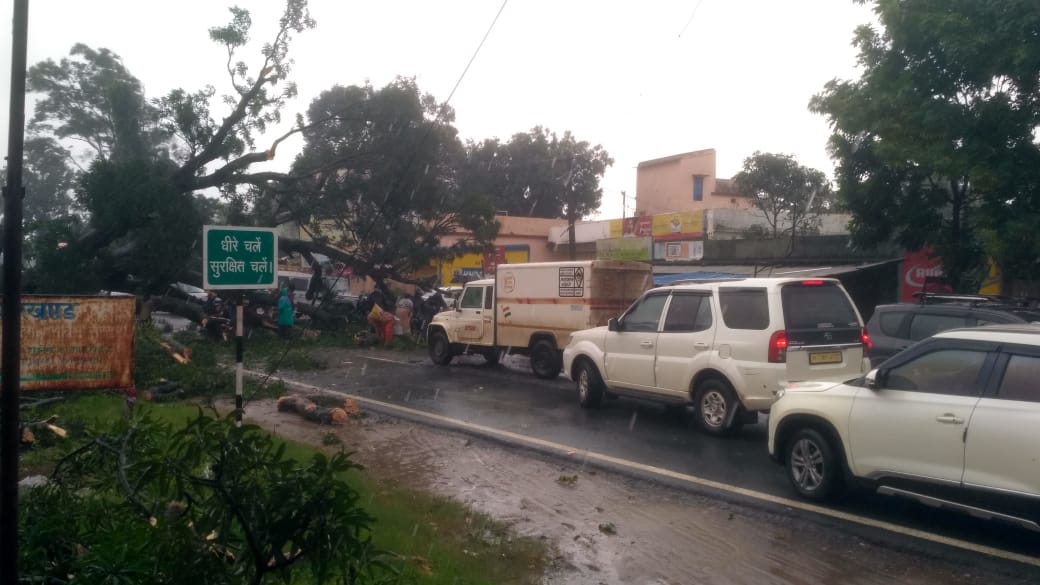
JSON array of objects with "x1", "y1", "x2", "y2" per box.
[{"x1": 277, "y1": 287, "x2": 294, "y2": 339}]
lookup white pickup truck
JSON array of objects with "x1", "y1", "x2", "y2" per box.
[{"x1": 427, "y1": 260, "x2": 652, "y2": 378}]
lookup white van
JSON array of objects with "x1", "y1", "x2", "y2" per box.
[{"x1": 562, "y1": 277, "x2": 871, "y2": 435}]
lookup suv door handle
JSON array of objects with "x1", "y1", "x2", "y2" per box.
[
  {"x1": 935, "y1": 414, "x2": 965, "y2": 424},
  {"x1": 694, "y1": 342, "x2": 709, "y2": 349},
  {"x1": 640, "y1": 341, "x2": 654, "y2": 348}
]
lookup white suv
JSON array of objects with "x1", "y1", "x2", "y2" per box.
[
  {"x1": 768, "y1": 325, "x2": 1040, "y2": 532},
  {"x1": 562, "y1": 278, "x2": 870, "y2": 435}
]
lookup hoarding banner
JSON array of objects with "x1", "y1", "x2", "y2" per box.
[
  {"x1": 596, "y1": 237, "x2": 652, "y2": 261},
  {"x1": 651, "y1": 211, "x2": 704, "y2": 240},
  {"x1": 608, "y1": 216, "x2": 652, "y2": 238},
  {"x1": 2, "y1": 296, "x2": 135, "y2": 391}
]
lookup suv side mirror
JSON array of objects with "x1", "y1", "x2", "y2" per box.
[
  {"x1": 608, "y1": 318, "x2": 620, "y2": 332},
  {"x1": 865, "y1": 368, "x2": 883, "y2": 389}
]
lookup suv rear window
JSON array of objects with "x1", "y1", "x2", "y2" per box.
[
  {"x1": 719, "y1": 288, "x2": 769, "y2": 330},
  {"x1": 878, "y1": 310, "x2": 906, "y2": 336},
  {"x1": 781, "y1": 284, "x2": 859, "y2": 329}
]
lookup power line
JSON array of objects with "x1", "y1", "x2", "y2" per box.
[
  {"x1": 444, "y1": 0, "x2": 508, "y2": 107},
  {"x1": 678, "y1": 0, "x2": 705, "y2": 38}
]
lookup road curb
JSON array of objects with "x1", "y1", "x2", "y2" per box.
[{"x1": 244, "y1": 367, "x2": 1040, "y2": 575}]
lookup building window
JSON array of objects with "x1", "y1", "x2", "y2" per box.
[{"x1": 693, "y1": 176, "x2": 704, "y2": 201}]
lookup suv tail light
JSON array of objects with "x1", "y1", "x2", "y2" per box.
[
  {"x1": 800, "y1": 279, "x2": 825, "y2": 286},
  {"x1": 768, "y1": 330, "x2": 788, "y2": 363},
  {"x1": 861, "y1": 327, "x2": 873, "y2": 350}
]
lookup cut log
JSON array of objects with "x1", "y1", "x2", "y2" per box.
[{"x1": 276, "y1": 395, "x2": 349, "y2": 424}]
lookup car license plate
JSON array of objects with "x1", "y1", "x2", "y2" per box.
[{"x1": 809, "y1": 351, "x2": 842, "y2": 365}]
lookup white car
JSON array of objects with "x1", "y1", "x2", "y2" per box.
[
  {"x1": 768, "y1": 325, "x2": 1040, "y2": 532},
  {"x1": 562, "y1": 278, "x2": 870, "y2": 435}
]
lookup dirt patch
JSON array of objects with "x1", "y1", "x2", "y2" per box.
[{"x1": 235, "y1": 395, "x2": 1019, "y2": 585}]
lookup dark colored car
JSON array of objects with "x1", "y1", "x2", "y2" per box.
[{"x1": 866, "y1": 294, "x2": 1040, "y2": 364}]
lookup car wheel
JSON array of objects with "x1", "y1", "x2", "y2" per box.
[
  {"x1": 483, "y1": 350, "x2": 501, "y2": 366},
  {"x1": 785, "y1": 428, "x2": 843, "y2": 501},
  {"x1": 695, "y1": 379, "x2": 742, "y2": 436},
  {"x1": 428, "y1": 330, "x2": 454, "y2": 366},
  {"x1": 575, "y1": 360, "x2": 604, "y2": 408},
  {"x1": 530, "y1": 340, "x2": 561, "y2": 379}
]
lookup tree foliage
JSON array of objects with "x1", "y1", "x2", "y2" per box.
[
  {"x1": 20, "y1": 412, "x2": 392, "y2": 585},
  {"x1": 459, "y1": 126, "x2": 614, "y2": 220},
  {"x1": 810, "y1": 0, "x2": 1040, "y2": 289},
  {"x1": 23, "y1": 1, "x2": 319, "y2": 293},
  {"x1": 274, "y1": 78, "x2": 497, "y2": 288},
  {"x1": 733, "y1": 151, "x2": 832, "y2": 240}
]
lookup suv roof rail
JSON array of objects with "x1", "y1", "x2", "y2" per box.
[
  {"x1": 670, "y1": 278, "x2": 746, "y2": 285},
  {"x1": 913, "y1": 291, "x2": 1040, "y2": 310},
  {"x1": 914, "y1": 292, "x2": 994, "y2": 304}
]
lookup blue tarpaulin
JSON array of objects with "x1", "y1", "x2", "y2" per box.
[{"x1": 652, "y1": 272, "x2": 744, "y2": 286}]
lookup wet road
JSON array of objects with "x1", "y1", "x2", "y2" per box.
[{"x1": 276, "y1": 348, "x2": 1040, "y2": 577}]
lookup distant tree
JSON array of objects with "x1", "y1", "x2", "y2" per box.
[
  {"x1": 809, "y1": 0, "x2": 1040, "y2": 290},
  {"x1": 15, "y1": 136, "x2": 78, "y2": 224},
  {"x1": 461, "y1": 127, "x2": 613, "y2": 219},
  {"x1": 733, "y1": 151, "x2": 832, "y2": 240},
  {"x1": 27, "y1": 43, "x2": 168, "y2": 164},
  {"x1": 273, "y1": 78, "x2": 497, "y2": 290},
  {"x1": 459, "y1": 127, "x2": 613, "y2": 258}
]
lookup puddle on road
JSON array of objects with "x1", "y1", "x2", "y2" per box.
[{"x1": 239, "y1": 396, "x2": 1012, "y2": 585}]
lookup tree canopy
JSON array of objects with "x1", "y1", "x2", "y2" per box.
[
  {"x1": 272, "y1": 78, "x2": 498, "y2": 287},
  {"x1": 21, "y1": 0, "x2": 614, "y2": 295},
  {"x1": 733, "y1": 151, "x2": 832, "y2": 240},
  {"x1": 810, "y1": 0, "x2": 1040, "y2": 290},
  {"x1": 459, "y1": 127, "x2": 614, "y2": 220}
]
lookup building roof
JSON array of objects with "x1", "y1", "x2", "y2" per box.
[
  {"x1": 446, "y1": 215, "x2": 568, "y2": 238},
  {"x1": 651, "y1": 259, "x2": 901, "y2": 284},
  {"x1": 712, "y1": 178, "x2": 746, "y2": 197},
  {"x1": 637, "y1": 148, "x2": 716, "y2": 168}
]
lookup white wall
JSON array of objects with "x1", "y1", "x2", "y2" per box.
[{"x1": 706, "y1": 209, "x2": 851, "y2": 240}]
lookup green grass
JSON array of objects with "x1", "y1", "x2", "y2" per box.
[{"x1": 19, "y1": 395, "x2": 548, "y2": 585}]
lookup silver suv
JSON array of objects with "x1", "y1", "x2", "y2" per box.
[
  {"x1": 769, "y1": 325, "x2": 1040, "y2": 532},
  {"x1": 562, "y1": 278, "x2": 870, "y2": 435}
]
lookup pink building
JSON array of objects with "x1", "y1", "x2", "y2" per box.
[{"x1": 636, "y1": 148, "x2": 752, "y2": 215}]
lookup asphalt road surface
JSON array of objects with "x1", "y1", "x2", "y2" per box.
[{"x1": 265, "y1": 347, "x2": 1040, "y2": 580}]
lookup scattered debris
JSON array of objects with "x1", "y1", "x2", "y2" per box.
[
  {"x1": 141, "y1": 380, "x2": 183, "y2": 402},
  {"x1": 19, "y1": 475, "x2": 48, "y2": 489},
  {"x1": 277, "y1": 394, "x2": 349, "y2": 424},
  {"x1": 556, "y1": 474, "x2": 579, "y2": 488},
  {"x1": 159, "y1": 339, "x2": 191, "y2": 364},
  {"x1": 598, "y1": 522, "x2": 617, "y2": 536},
  {"x1": 20, "y1": 415, "x2": 68, "y2": 445}
]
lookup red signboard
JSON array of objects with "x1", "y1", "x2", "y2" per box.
[
  {"x1": 482, "y1": 246, "x2": 507, "y2": 275},
  {"x1": 900, "y1": 249, "x2": 950, "y2": 302}
]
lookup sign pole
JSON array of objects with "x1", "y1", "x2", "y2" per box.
[
  {"x1": 1, "y1": 2, "x2": 30, "y2": 582},
  {"x1": 235, "y1": 298, "x2": 244, "y2": 427},
  {"x1": 201, "y1": 225, "x2": 277, "y2": 427}
]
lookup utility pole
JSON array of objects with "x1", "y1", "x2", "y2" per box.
[
  {"x1": 621, "y1": 190, "x2": 626, "y2": 220},
  {"x1": 2, "y1": 2, "x2": 31, "y2": 583}
]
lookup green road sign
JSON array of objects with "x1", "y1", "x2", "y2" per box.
[{"x1": 203, "y1": 225, "x2": 279, "y2": 290}]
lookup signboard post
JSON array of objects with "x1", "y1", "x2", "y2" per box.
[{"x1": 203, "y1": 226, "x2": 279, "y2": 425}]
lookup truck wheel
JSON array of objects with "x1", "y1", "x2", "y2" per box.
[
  {"x1": 575, "y1": 360, "x2": 604, "y2": 408},
  {"x1": 530, "y1": 340, "x2": 561, "y2": 379},
  {"x1": 695, "y1": 379, "x2": 742, "y2": 436},
  {"x1": 428, "y1": 330, "x2": 454, "y2": 366},
  {"x1": 785, "y1": 428, "x2": 843, "y2": 501}
]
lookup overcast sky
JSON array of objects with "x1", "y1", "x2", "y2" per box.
[{"x1": 0, "y1": 0, "x2": 876, "y2": 219}]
